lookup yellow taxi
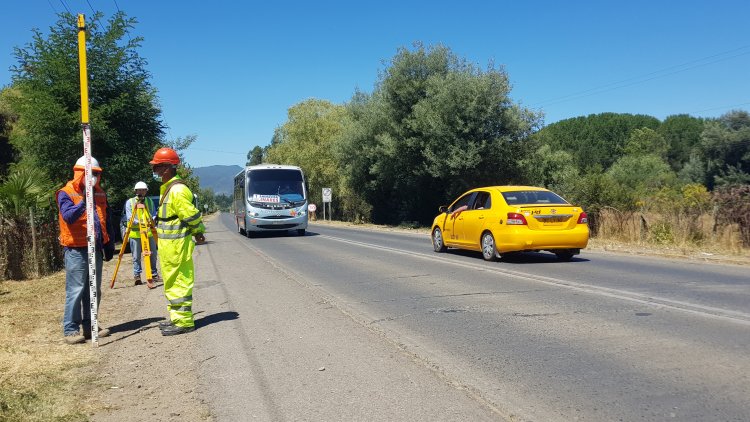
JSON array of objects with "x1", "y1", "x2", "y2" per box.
[{"x1": 431, "y1": 186, "x2": 589, "y2": 261}]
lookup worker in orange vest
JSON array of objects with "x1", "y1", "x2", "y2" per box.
[{"x1": 56, "y1": 156, "x2": 115, "y2": 344}]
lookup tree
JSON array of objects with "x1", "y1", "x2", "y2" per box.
[
  {"x1": 607, "y1": 154, "x2": 677, "y2": 210},
  {"x1": 658, "y1": 114, "x2": 704, "y2": 171},
  {"x1": 0, "y1": 167, "x2": 54, "y2": 218},
  {"x1": 0, "y1": 88, "x2": 19, "y2": 178},
  {"x1": 699, "y1": 110, "x2": 750, "y2": 189},
  {"x1": 246, "y1": 146, "x2": 264, "y2": 166},
  {"x1": 266, "y1": 99, "x2": 349, "y2": 210},
  {"x1": 337, "y1": 43, "x2": 540, "y2": 224},
  {"x1": 623, "y1": 127, "x2": 668, "y2": 158},
  {"x1": 520, "y1": 143, "x2": 579, "y2": 195},
  {"x1": 533, "y1": 113, "x2": 660, "y2": 172},
  {"x1": 8, "y1": 12, "x2": 164, "y2": 209}
]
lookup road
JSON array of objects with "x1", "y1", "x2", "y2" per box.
[{"x1": 193, "y1": 213, "x2": 750, "y2": 421}]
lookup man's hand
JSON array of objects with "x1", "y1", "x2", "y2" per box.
[{"x1": 194, "y1": 233, "x2": 206, "y2": 244}]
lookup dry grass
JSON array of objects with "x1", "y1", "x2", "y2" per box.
[
  {"x1": 591, "y1": 208, "x2": 749, "y2": 263},
  {"x1": 0, "y1": 272, "x2": 99, "y2": 421}
]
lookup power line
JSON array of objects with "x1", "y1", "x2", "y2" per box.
[
  {"x1": 530, "y1": 45, "x2": 750, "y2": 108},
  {"x1": 46, "y1": 0, "x2": 58, "y2": 13},
  {"x1": 690, "y1": 102, "x2": 750, "y2": 114},
  {"x1": 58, "y1": 0, "x2": 71, "y2": 14},
  {"x1": 86, "y1": 0, "x2": 96, "y2": 16}
]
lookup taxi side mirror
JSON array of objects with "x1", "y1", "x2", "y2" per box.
[{"x1": 438, "y1": 205, "x2": 447, "y2": 213}]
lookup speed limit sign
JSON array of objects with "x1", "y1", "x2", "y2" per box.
[{"x1": 322, "y1": 188, "x2": 332, "y2": 203}]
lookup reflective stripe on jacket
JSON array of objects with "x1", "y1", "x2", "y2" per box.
[{"x1": 156, "y1": 176, "x2": 205, "y2": 240}]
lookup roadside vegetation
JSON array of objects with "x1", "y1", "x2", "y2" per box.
[
  {"x1": 0, "y1": 272, "x2": 98, "y2": 421},
  {"x1": 0, "y1": 9, "x2": 748, "y2": 421},
  {"x1": 253, "y1": 45, "x2": 750, "y2": 255}
]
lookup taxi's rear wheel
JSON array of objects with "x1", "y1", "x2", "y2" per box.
[
  {"x1": 555, "y1": 250, "x2": 574, "y2": 261},
  {"x1": 481, "y1": 232, "x2": 498, "y2": 261},
  {"x1": 432, "y1": 227, "x2": 447, "y2": 252}
]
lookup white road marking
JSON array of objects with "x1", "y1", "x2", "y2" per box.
[{"x1": 319, "y1": 234, "x2": 750, "y2": 326}]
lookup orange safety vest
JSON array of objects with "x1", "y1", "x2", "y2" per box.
[{"x1": 57, "y1": 178, "x2": 110, "y2": 248}]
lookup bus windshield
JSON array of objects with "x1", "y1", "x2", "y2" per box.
[{"x1": 247, "y1": 169, "x2": 305, "y2": 204}]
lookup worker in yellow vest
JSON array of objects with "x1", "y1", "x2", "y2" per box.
[
  {"x1": 124, "y1": 181, "x2": 159, "y2": 287},
  {"x1": 150, "y1": 147, "x2": 205, "y2": 336}
]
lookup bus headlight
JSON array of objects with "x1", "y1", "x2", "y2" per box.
[{"x1": 247, "y1": 211, "x2": 259, "y2": 217}]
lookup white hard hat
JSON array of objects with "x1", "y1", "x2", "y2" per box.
[
  {"x1": 134, "y1": 181, "x2": 148, "y2": 190},
  {"x1": 74, "y1": 156, "x2": 102, "y2": 171}
]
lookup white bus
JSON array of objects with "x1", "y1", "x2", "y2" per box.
[{"x1": 233, "y1": 164, "x2": 308, "y2": 236}]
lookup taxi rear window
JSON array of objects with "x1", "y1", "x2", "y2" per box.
[{"x1": 502, "y1": 190, "x2": 569, "y2": 205}]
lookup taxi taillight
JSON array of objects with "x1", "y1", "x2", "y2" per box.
[
  {"x1": 577, "y1": 212, "x2": 588, "y2": 224},
  {"x1": 507, "y1": 212, "x2": 528, "y2": 225}
]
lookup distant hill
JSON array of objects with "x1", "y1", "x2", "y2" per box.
[{"x1": 193, "y1": 165, "x2": 242, "y2": 195}]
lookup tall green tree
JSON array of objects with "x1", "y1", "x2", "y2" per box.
[
  {"x1": 9, "y1": 12, "x2": 164, "y2": 208},
  {"x1": 266, "y1": 99, "x2": 350, "y2": 210},
  {"x1": 533, "y1": 113, "x2": 660, "y2": 172},
  {"x1": 246, "y1": 146, "x2": 264, "y2": 166},
  {"x1": 658, "y1": 114, "x2": 704, "y2": 171},
  {"x1": 699, "y1": 110, "x2": 750, "y2": 188},
  {"x1": 607, "y1": 154, "x2": 677, "y2": 210},
  {"x1": 623, "y1": 127, "x2": 668, "y2": 158},
  {"x1": 520, "y1": 143, "x2": 579, "y2": 196},
  {"x1": 338, "y1": 44, "x2": 540, "y2": 224},
  {"x1": 0, "y1": 88, "x2": 19, "y2": 178}
]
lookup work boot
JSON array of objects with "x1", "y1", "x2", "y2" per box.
[
  {"x1": 134, "y1": 275, "x2": 143, "y2": 286},
  {"x1": 83, "y1": 326, "x2": 111, "y2": 339},
  {"x1": 158, "y1": 320, "x2": 174, "y2": 329},
  {"x1": 64, "y1": 333, "x2": 85, "y2": 344},
  {"x1": 161, "y1": 325, "x2": 194, "y2": 336}
]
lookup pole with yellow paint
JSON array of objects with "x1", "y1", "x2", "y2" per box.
[{"x1": 77, "y1": 14, "x2": 99, "y2": 347}]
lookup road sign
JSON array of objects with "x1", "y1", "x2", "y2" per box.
[{"x1": 322, "y1": 188, "x2": 332, "y2": 203}]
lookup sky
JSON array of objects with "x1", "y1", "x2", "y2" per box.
[{"x1": 1, "y1": 1, "x2": 749, "y2": 168}]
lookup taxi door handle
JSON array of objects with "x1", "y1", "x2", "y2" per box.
[{"x1": 478, "y1": 216, "x2": 484, "y2": 219}]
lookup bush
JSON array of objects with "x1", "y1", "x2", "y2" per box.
[{"x1": 713, "y1": 184, "x2": 750, "y2": 247}]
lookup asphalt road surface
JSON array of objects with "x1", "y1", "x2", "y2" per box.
[{"x1": 194, "y1": 213, "x2": 749, "y2": 421}]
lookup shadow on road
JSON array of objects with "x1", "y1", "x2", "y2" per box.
[
  {"x1": 196, "y1": 310, "x2": 239, "y2": 328},
  {"x1": 445, "y1": 249, "x2": 590, "y2": 264},
  {"x1": 109, "y1": 317, "x2": 163, "y2": 334}
]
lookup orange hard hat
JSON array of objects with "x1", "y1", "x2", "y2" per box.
[{"x1": 149, "y1": 147, "x2": 180, "y2": 165}]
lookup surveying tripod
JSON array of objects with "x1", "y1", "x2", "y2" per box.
[{"x1": 110, "y1": 197, "x2": 158, "y2": 289}]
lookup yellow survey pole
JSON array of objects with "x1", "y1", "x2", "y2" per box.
[
  {"x1": 77, "y1": 14, "x2": 99, "y2": 347},
  {"x1": 78, "y1": 14, "x2": 89, "y2": 124}
]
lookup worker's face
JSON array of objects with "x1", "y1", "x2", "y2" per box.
[
  {"x1": 135, "y1": 188, "x2": 147, "y2": 198},
  {"x1": 78, "y1": 170, "x2": 101, "y2": 188},
  {"x1": 152, "y1": 165, "x2": 170, "y2": 182}
]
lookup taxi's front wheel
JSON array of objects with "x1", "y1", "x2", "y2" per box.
[
  {"x1": 432, "y1": 227, "x2": 447, "y2": 252},
  {"x1": 481, "y1": 232, "x2": 498, "y2": 261}
]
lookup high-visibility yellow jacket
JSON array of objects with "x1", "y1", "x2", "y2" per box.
[
  {"x1": 155, "y1": 175, "x2": 204, "y2": 328},
  {"x1": 156, "y1": 176, "x2": 204, "y2": 240}
]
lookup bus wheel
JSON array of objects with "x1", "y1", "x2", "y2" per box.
[{"x1": 244, "y1": 218, "x2": 253, "y2": 238}]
